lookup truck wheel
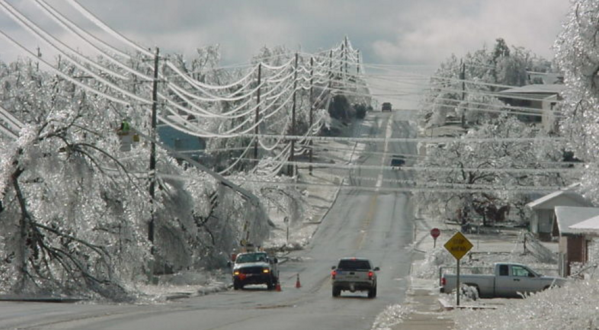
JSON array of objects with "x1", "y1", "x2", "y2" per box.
[
  {"x1": 233, "y1": 280, "x2": 241, "y2": 290},
  {"x1": 368, "y1": 286, "x2": 377, "y2": 298},
  {"x1": 267, "y1": 279, "x2": 274, "y2": 290},
  {"x1": 462, "y1": 284, "x2": 479, "y2": 300},
  {"x1": 332, "y1": 286, "x2": 341, "y2": 297}
]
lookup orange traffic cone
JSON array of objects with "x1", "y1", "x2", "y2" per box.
[
  {"x1": 275, "y1": 282, "x2": 282, "y2": 292},
  {"x1": 295, "y1": 274, "x2": 301, "y2": 288}
]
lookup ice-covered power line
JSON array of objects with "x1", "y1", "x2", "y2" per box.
[
  {"x1": 0, "y1": 105, "x2": 24, "y2": 131},
  {"x1": 155, "y1": 174, "x2": 565, "y2": 194},
  {"x1": 33, "y1": 0, "x2": 154, "y2": 82},
  {"x1": 35, "y1": 0, "x2": 132, "y2": 60},
  {"x1": 0, "y1": 0, "x2": 128, "y2": 81},
  {"x1": 237, "y1": 133, "x2": 565, "y2": 144},
  {"x1": 0, "y1": 30, "x2": 134, "y2": 106},
  {"x1": 67, "y1": 0, "x2": 152, "y2": 56},
  {"x1": 264, "y1": 160, "x2": 581, "y2": 175}
]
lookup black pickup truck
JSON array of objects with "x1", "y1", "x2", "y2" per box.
[
  {"x1": 331, "y1": 257, "x2": 379, "y2": 298},
  {"x1": 381, "y1": 102, "x2": 392, "y2": 112}
]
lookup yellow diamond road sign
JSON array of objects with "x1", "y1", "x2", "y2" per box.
[{"x1": 444, "y1": 231, "x2": 473, "y2": 260}]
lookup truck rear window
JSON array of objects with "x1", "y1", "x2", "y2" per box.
[{"x1": 338, "y1": 259, "x2": 371, "y2": 270}]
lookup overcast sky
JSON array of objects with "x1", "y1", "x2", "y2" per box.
[{"x1": 0, "y1": 0, "x2": 572, "y2": 68}]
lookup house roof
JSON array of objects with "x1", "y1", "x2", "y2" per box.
[
  {"x1": 569, "y1": 215, "x2": 599, "y2": 233},
  {"x1": 526, "y1": 185, "x2": 592, "y2": 210},
  {"x1": 498, "y1": 84, "x2": 566, "y2": 95},
  {"x1": 554, "y1": 206, "x2": 599, "y2": 235}
]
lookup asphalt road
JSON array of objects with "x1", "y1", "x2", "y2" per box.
[{"x1": 0, "y1": 110, "x2": 419, "y2": 330}]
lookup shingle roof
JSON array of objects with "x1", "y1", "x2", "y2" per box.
[
  {"x1": 526, "y1": 184, "x2": 591, "y2": 209},
  {"x1": 569, "y1": 215, "x2": 599, "y2": 232},
  {"x1": 554, "y1": 206, "x2": 599, "y2": 235}
]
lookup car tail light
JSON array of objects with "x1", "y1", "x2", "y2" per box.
[
  {"x1": 441, "y1": 277, "x2": 446, "y2": 286},
  {"x1": 331, "y1": 270, "x2": 337, "y2": 279},
  {"x1": 368, "y1": 271, "x2": 374, "y2": 280}
]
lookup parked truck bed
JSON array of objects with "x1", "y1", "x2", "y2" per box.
[{"x1": 440, "y1": 262, "x2": 567, "y2": 298}]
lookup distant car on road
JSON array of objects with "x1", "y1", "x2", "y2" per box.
[
  {"x1": 381, "y1": 102, "x2": 392, "y2": 112},
  {"x1": 390, "y1": 155, "x2": 405, "y2": 169},
  {"x1": 331, "y1": 257, "x2": 379, "y2": 298}
]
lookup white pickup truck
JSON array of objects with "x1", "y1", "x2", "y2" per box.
[
  {"x1": 331, "y1": 257, "x2": 379, "y2": 298},
  {"x1": 440, "y1": 262, "x2": 567, "y2": 298}
]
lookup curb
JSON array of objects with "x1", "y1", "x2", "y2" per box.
[{"x1": 0, "y1": 296, "x2": 84, "y2": 303}]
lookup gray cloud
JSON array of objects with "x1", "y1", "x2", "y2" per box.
[{"x1": 1, "y1": 0, "x2": 572, "y2": 66}]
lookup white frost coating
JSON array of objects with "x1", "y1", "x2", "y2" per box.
[
  {"x1": 0, "y1": 123, "x2": 18, "y2": 140},
  {"x1": 216, "y1": 137, "x2": 255, "y2": 175},
  {"x1": 162, "y1": 67, "x2": 295, "y2": 120},
  {"x1": 370, "y1": 304, "x2": 413, "y2": 330},
  {"x1": 35, "y1": 0, "x2": 132, "y2": 60},
  {"x1": 0, "y1": 105, "x2": 24, "y2": 129},
  {"x1": 67, "y1": 0, "x2": 153, "y2": 56},
  {"x1": 165, "y1": 60, "x2": 259, "y2": 92},
  {"x1": 0, "y1": 30, "x2": 131, "y2": 106},
  {"x1": 34, "y1": 0, "x2": 153, "y2": 81},
  {"x1": 165, "y1": 63, "x2": 292, "y2": 110},
  {"x1": 0, "y1": 0, "x2": 128, "y2": 81}
]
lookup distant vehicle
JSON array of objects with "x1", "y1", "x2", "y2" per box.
[
  {"x1": 331, "y1": 257, "x2": 379, "y2": 298},
  {"x1": 381, "y1": 102, "x2": 392, "y2": 112},
  {"x1": 230, "y1": 251, "x2": 279, "y2": 290},
  {"x1": 440, "y1": 262, "x2": 567, "y2": 298},
  {"x1": 390, "y1": 155, "x2": 405, "y2": 169}
]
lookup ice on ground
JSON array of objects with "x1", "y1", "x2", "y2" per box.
[{"x1": 370, "y1": 304, "x2": 413, "y2": 330}]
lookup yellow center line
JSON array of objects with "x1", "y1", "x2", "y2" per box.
[{"x1": 356, "y1": 194, "x2": 378, "y2": 249}]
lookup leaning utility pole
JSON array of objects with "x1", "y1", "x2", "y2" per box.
[
  {"x1": 254, "y1": 63, "x2": 262, "y2": 160},
  {"x1": 148, "y1": 47, "x2": 160, "y2": 245},
  {"x1": 288, "y1": 53, "x2": 299, "y2": 176}
]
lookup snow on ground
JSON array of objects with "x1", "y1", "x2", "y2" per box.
[{"x1": 375, "y1": 211, "x2": 599, "y2": 330}]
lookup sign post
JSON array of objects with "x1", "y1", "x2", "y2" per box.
[
  {"x1": 444, "y1": 231, "x2": 473, "y2": 306},
  {"x1": 430, "y1": 228, "x2": 440, "y2": 248}
]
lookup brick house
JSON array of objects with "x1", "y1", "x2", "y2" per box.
[{"x1": 552, "y1": 206, "x2": 599, "y2": 276}]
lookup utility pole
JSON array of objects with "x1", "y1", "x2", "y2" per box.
[
  {"x1": 309, "y1": 57, "x2": 314, "y2": 175},
  {"x1": 254, "y1": 63, "x2": 262, "y2": 160},
  {"x1": 288, "y1": 53, "x2": 298, "y2": 176},
  {"x1": 460, "y1": 60, "x2": 466, "y2": 128},
  {"x1": 340, "y1": 42, "x2": 344, "y2": 80},
  {"x1": 329, "y1": 50, "x2": 333, "y2": 83},
  {"x1": 344, "y1": 36, "x2": 348, "y2": 78},
  {"x1": 148, "y1": 47, "x2": 160, "y2": 245},
  {"x1": 357, "y1": 50, "x2": 360, "y2": 75}
]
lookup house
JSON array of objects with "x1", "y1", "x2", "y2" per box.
[
  {"x1": 157, "y1": 115, "x2": 208, "y2": 165},
  {"x1": 526, "y1": 187, "x2": 593, "y2": 241},
  {"x1": 552, "y1": 206, "x2": 599, "y2": 276},
  {"x1": 497, "y1": 84, "x2": 566, "y2": 133}
]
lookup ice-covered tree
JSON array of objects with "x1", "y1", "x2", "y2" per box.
[
  {"x1": 420, "y1": 39, "x2": 554, "y2": 128},
  {"x1": 415, "y1": 116, "x2": 571, "y2": 225},
  {"x1": 555, "y1": 0, "x2": 599, "y2": 204},
  {"x1": 0, "y1": 55, "x2": 273, "y2": 300}
]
